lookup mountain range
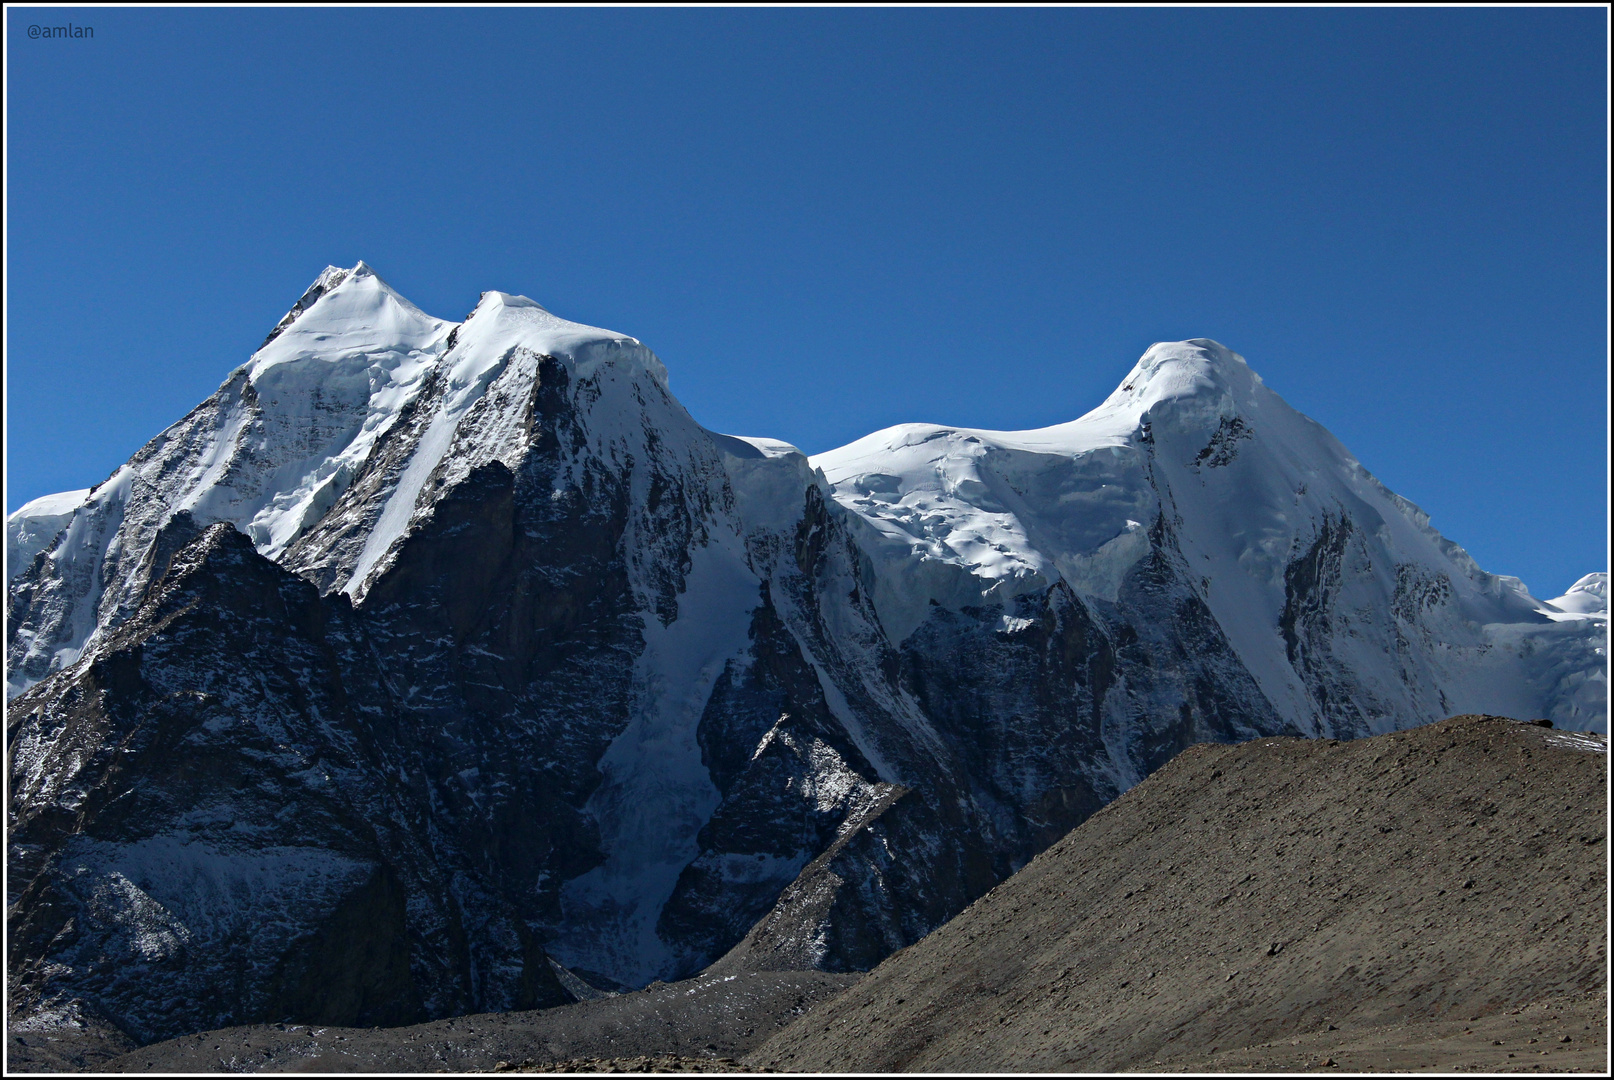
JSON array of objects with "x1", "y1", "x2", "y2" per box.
[{"x1": 6, "y1": 263, "x2": 1605, "y2": 1046}]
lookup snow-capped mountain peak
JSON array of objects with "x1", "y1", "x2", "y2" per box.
[
  {"x1": 1119, "y1": 337, "x2": 1262, "y2": 402},
  {"x1": 816, "y1": 339, "x2": 1605, "y2": 735},
  {"x1": 809, "y1": 339, "x2": 1279, "y2": 640},
  {"x1": 248, "y1": 261, "x2": 451, "y2": 381},
  {"x1": 1547, "y1": 572, "x2": 1609, "y2": 618},
  {"x1": 457, "y1": 289, "x2": 669, "y2": 389},
  {"x1": 1067, "y1": 339, "x2": 1271, "y2": 456},
  {"x1": 259, "y1": 262, "x2": 358, "y2": 347}
]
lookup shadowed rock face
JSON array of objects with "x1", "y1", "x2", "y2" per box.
[
  {"x1": 5, "y1": 524, "x2": 578, "y2": 1041},
  {"x1": 705, "y1": 511, "x2": 1295, "y2": 980},
  {"x1": 6, "y1": 343, "x2": 670, "y2": 1040},
  {"x1": 7, "y1": 270, "x2": 1603, "y2": 1049}
]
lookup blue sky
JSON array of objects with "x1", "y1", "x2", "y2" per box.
[{"x1": 6, "y1": 7, "x2": 1608, "y2": 596}]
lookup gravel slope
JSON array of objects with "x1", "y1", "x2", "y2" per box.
[
  {"x1": 12, "y1": 971, "x2": 853, "y2": 1073},
  {"x1": 749, "y1": 715, "x2": 1608, "y2": 1072}
]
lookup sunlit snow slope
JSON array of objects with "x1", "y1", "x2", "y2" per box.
[{"x1": 814, "y1": 340, "x2": 1606, "y2": 735}]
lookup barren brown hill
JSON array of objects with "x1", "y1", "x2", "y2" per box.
[{"x1": 749, "y1": 715, "x2": 1609, "y2": 1073}]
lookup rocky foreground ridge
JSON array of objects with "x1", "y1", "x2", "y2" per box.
[
  {"x1": 6, "y1": 264, "x2": 1607, "y2": 1048},
  {"x1": 750, "y1": 714, "x2": 1608, "y2": 1073}
]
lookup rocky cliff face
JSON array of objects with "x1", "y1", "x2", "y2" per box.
[{"x1": 7, "y1": 265, "x2": 1605, "y2": 1045}]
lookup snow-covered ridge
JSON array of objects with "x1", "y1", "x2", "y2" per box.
[
  {"x1": 8, "y1": 274, "x2": 1605, "y2": 742},
  {"x1": 336, "y1": 283, "x2": 683, "y2": 599},
  {"x1": 811, "y1": 341, "x2": 1268, "y2": 598},
  {"x1": 464, "y1": 290, "x2": 669, "y2": 388},
  {"x1": 809, "y1": 340, "x2": 1322, "y2": 638},
  {"x1": 7, "y1": 489, "x2": 91, "y2": 519},
  {"x1": 813, "y1": 338, "x2": 1606, "y2": 734},
  {"x1": 1546, "y1": 572, "x2": 1608, "y2": 619},
  {"x1": 5, "y1": 263, "x2": 681, "y2": 694}
]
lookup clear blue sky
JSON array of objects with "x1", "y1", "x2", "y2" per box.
[{"x1": 6, "y1": 7, "x2": 1608, "y2": 597}]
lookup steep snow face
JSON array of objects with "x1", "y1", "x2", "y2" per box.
[
  {"x1": 7, "y1": 489, "x2": 90, "y2": 583},
  {"x1": 337, "y1": 288, "x2": 674, "y2": 599},
  {"x1": 815, "y1": 339, "x2": 1607, "y2": 734},
  {"x1": 6, "y1": 264, "x2": 456, "y2": 696},
  {"x1": 237, "y1": 261, "x2": 455, "y2": 561}
]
